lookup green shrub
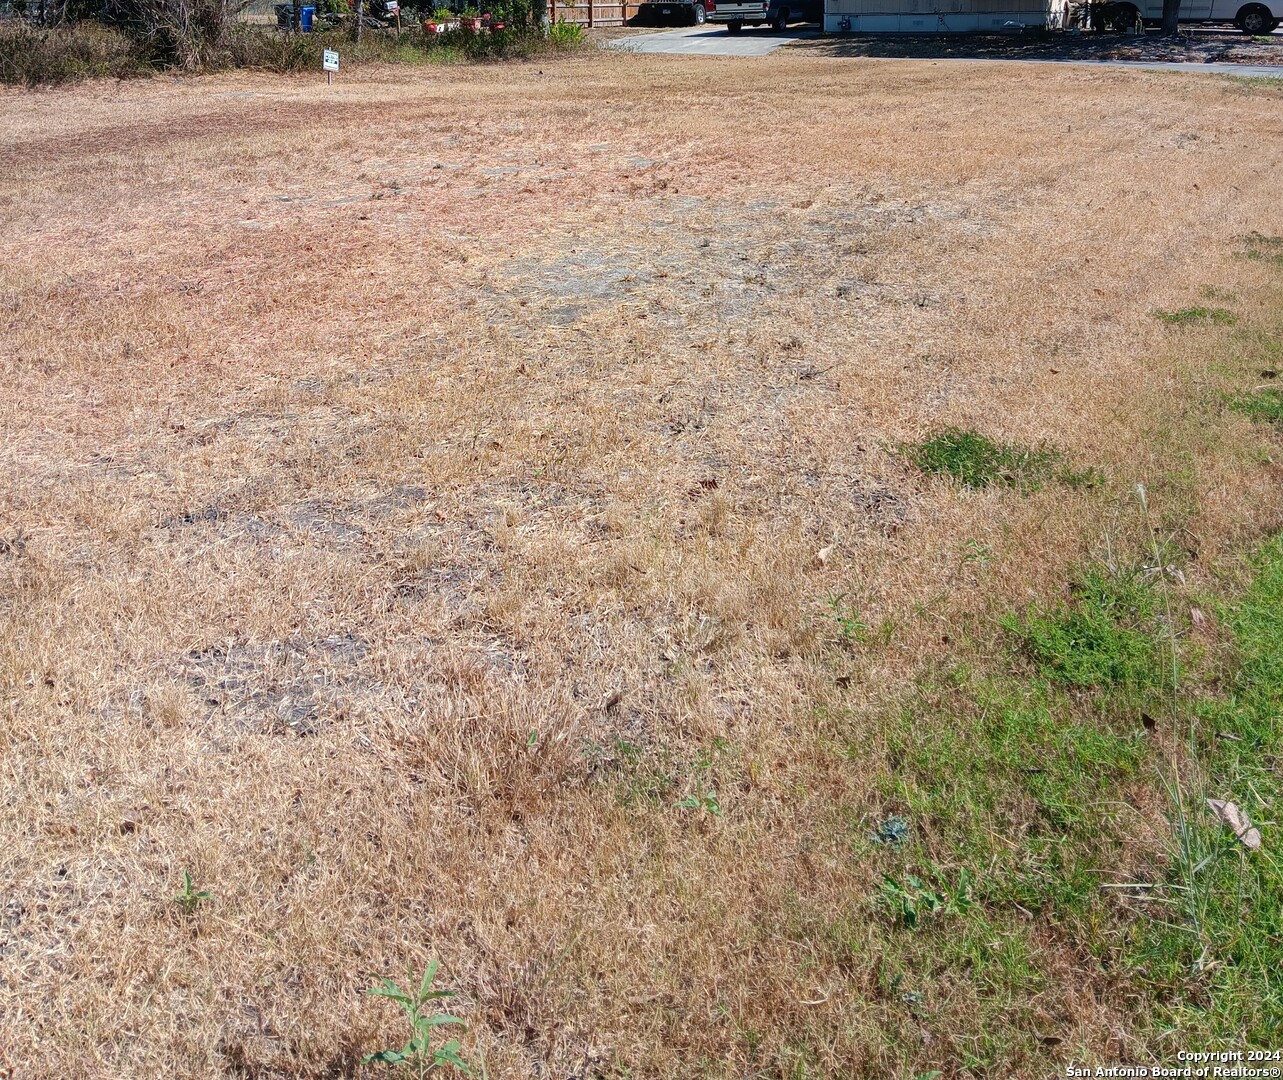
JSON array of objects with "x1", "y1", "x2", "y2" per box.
[
  {"x1": 1, "y1": 9, "x2": 555, "y2": 82},
  {"x1": 548, "y1": 16, "x2": 584, "y2": 47}
]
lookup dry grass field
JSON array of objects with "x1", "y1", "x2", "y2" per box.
[{"x1": 2, "y1": 51, "x2": 1283, "y2": 1079}]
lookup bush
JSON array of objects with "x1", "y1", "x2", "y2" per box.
[
  {"x1": 548, "y1": 15, "x2": 583, "y2": 46},
  {"x1": 0, "y1": 21, "x2": 148, "y2": 85},
  {"x1": 1, "y1": 6, "x2": 561, "y2": 82},
  {"x1": 116, "y1": 0, "x2": 251, "y2": 69}
]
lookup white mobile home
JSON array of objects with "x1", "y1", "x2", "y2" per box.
[{"x1": 824, "y1": 0, "x2": 1069, "y2": 31}]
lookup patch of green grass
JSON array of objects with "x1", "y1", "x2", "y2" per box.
[
  {"x1": 1002, "y1": 567, "x2": 1163, "y2": 690},
  {"x1": 1222, "y1": 74, "x2": 1283, "y2": 93},
  {"x1": 1124, "y1": 535, "x2": 1283, "y2": 1045},
  {"x1": 836, "y1": 526, "x2": 1283, "y2": 1059},
  {"x1": 1229, "y1": 387, "x2": 1283, "y2": 424},
  {"x1": 1242, "y1": 233, "x2": 1283, "y2": 269},
  {"x1": 878, "y1": 675, "x2": 1148, "y2": 911},
  {"x1": 905, "y1": 428, "x2": 1102, "y2": 493},
  {"x1": 606, "y1": 740, "x2": 740, "y2": 814},
  {"x1": 1152, "y1": 306, "x2": 1237, "y2": 327}
]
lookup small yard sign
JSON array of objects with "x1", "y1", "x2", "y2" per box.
[{"x1": 322, "y1": 48, "x2": 339, "y2": 74}]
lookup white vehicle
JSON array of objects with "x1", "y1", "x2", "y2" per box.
[
  {"x1": 1094, "y1": 0, "x2": 1281, "y2": 32},
  {"x1": 707, "y1": 0, "x2": 822, "y2": 32}
]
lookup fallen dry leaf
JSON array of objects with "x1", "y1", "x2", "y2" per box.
[
  {"x1": 1190, "y1": 607, "x2": 1206, "y2": 627},
  {"x1": 1207, "y1": 798, "x2": 1263, "y2": 850},
  {"x1": 815, "y1": 544, "x2": 835, "y2": 568}
]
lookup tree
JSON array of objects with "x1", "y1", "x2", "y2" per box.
[
  {"x1": 292, "y1": 0, "x2": 300, "y2": 30},
  {"x1": 353, "y1": 0, "x2": 363, "y2": 39},
  {"x1": 1160, "y1": 0, "x2": 1179, "y2": 32}
]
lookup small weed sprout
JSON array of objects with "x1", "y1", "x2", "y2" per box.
[
  {"x1": 363, "y1": 960, "x2": 470, "y2": 1076},
  {"x1": 172, "y1": 870, "x2": 211, "y2": 916},
  {"x1": 877, "y1": 868, "x2": 974, "y2": 929},
  {"x1": 676, "y1": 751, "x2": 722, "y2": 814},
  {"x1": 962, "y1": 539, "x2": 992, "y2": 567},
  {"x1": 825, "y1": 593, "x2": 869, "y2": 646},
  {"x1": 675, "y1": 789, "x2": 722, "y2": 816}
]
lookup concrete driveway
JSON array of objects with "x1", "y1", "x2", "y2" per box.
[{"x1": 606, "y1": 25, "x2": 818, "y2": 55}]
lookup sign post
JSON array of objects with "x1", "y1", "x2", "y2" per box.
[
  {"x1": 386, "y1": 0, "x2": 400, "y2": 30},
  {"x1": 322, "y1": 47, "x2": 339, "y2": 84}
]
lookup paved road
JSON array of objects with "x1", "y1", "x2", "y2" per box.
[{"x1": 606, "y1": 25, "x2": 1283, "y2": 75}]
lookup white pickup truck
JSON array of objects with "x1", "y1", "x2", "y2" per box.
[
  {"x1": 706, "y1": 0, "x2": 821, "y2": 32},
  {"x1": 1095, "y1": 0, "x2": 1281, "y2": 31}
]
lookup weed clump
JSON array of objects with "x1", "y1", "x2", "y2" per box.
[
  {"x1": 906, "y1": 428, "x2": 1100, "y2": 492},
  {"x1": 363, "y1": 960, "x2": 470, "y2": 1073},
  {"x1": 1004, "y1": 568, "x2": 1162, "y2": 688}
]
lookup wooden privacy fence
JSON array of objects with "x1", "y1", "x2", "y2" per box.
[{"x1": 549, "y1": 0, "x2": 635, "y2": 25}]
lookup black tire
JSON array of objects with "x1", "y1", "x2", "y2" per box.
[
  {"x1": 692, "y1": 1, "x2": 706, "y2": 22},
  {"x1": 772, "y1": 6, "x2": 789, "y2": 29},
  {"x1": 1236, "y1": 3, "x2": 1273, "y2": 32},
  {"x1": 726, "y1": 18, "x2": 742, "y2": 31},
  {"x1": 1106, "y1": 1, "x2": 1139, "y2": 29}
]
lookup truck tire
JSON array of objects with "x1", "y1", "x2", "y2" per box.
[
  {"x1": 692, "y1": 1, "x2": 706, "y2": 21},
  {"x1": 1235, "y1": 3, "x2": 1274, "y2": 31},
  {"x1": 727, "y1": 18, "x2": 743, "y2": 31},
  {"x1": 1107, "y1": 1, "x2": 1139, "y2": 29},
  {"x1": 772, "y1": 5, "x2": 789, "y2": 28}
]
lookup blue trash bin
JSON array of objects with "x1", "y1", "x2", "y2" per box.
[{"x1": 300, "y1": 5, "x2": 316, "y2": 30}]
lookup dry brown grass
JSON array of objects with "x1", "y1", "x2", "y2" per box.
[{"x1": 2, "y1": 52, "x2": 1282, "y2": 1079}]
